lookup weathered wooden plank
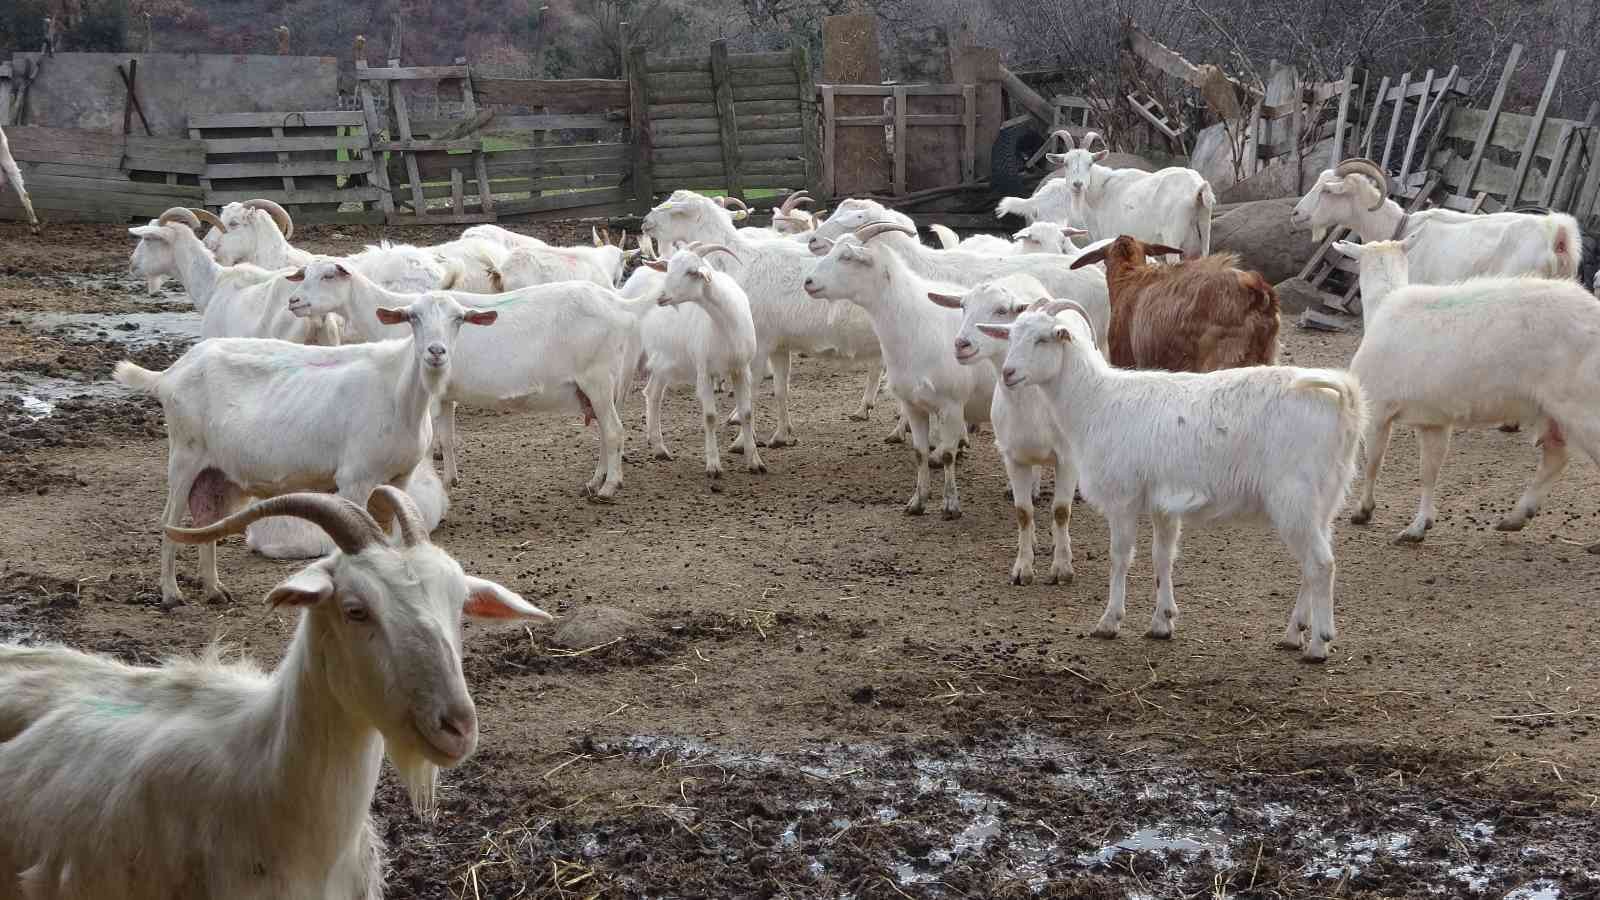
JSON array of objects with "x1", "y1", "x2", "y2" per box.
[
  {"x1": 410, "y1": 173, "x2": 626, "y2": 200},
  {"x1": 650, "y1": 100, "x2": 796, "y2": 119},
  {"x1": 449, "y1": 168, "x2": 465, "y2": 215},
  {"x1": 1379, "y1": 71, "x2": 1409, "y2": 169},
  {"x1": 1358, "y1": 75, "x2": 1390, "y2": 159},
  {"x1": 835, "y1": 114, "x2": 971, "y2": 127},
  {"x1": 710, "y1": 40, "x2": 743, "y2": 201},
  {"x1": 650, "y1": 50, "x2": 790, "y2": 73},
  {"x1": 356, "y1": 65, "x2": 470, "y2": 81},
  {"x1": 652, "y1": 117, "x2": 722, "y2": 136},
  {"x1": 410, "y1": 113, "x2": 620, "y2": 134},
  {"x1": 1458, "y1": 43, "x2": 1522, "y2": 200},
  {"x1": 1443, "y1": 106, "x2": 1579, "y2": 160},
  {"x1": 473, "y1": 77, "x2": 628, "y2": 112},
  {"x1": 206, "y1": 187, "x2": 380, "y2": 205},
  {"x1": 1509, "y1": 50, "x2": 1566, "y2": 206},
  {"x1": 652, "y1": 159, "x2": 805, "y2": 179},
  {"x1": 473, "y1": 151, "x2": 496, "y2": 218},
  {"x1": 893, "y1": 86, "x2": 907, "y2": 196},
  {"x1": 371, "y1": 139, "x2": 481, "y2": 152},
  {"x1": 20, "y1": 173, "x2": 204, "y2": 198},
  {"x1": 738, "y1": 127, "x2": 801, "y2": 146},
  {"x1": 189, "y1": 111, "x2": 366, "y2": 129},
  {"x1": 653, "y1": 130, "x2": 722, "y2": 149},
  {"x1": 491, "y1": 187, "x2": 630, "y2": 215},
  {"x1": 961, "y1": 84, "x2": 976, "y2": 186},
  {"x1": 1328, "y1": 65, "x2": 1354, "y2": 170},
  {"x1": 651, "y1": 71, "x2": 712, "y2": 93},
  {"x1": 653, "y1": 144, "x2": 801, "y2": 164},
  {"x1": 1538, "y1": 123, "x2": 1577, "y2": 208},
  {"x1": 203, "y1": 160, "x2": 375, "y2": 179},
  {"x1": 650, "y1": 82, "x2": 801, "y2": 105},
  {"x1": 410, "y1": 146, "x2": 630, "y2": 180},
  {"x1": 354, "y1": 59, "x2": 395, "y2": 222},
  {"x1": 1395, "y1": 68, "x2": 1433, "y2": 183},
  {"x1": 202, "y1": 135, "x2": 369, "y2": 154}
]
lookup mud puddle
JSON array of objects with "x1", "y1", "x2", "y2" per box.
[
  {"x1": 542, "y1": 732, "x2": 1600, "y2": 897},
  {"x1": 16, "y1": 310, "x2": 201, "y2": 351}
]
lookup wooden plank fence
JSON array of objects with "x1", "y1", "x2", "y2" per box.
[
  {"x1": 0, "y1": 126, "x2": 205, "y2": 222},
  {"x1": 818, "y1": 83, "x2": 988, "y2": 197}
]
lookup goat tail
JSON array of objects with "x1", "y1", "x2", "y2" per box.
[
  {"x1": 113, "y1": 360, "x2": 163, "y2": 395},
  {"x1": 1193, "y1": 181, "x2": 1217, "y2": 256},
  {"x1": 929, "y1": 224, "x2": 960, "y2": 250},
  {"x1": 1292, "y1": 371, "x2": 1366, "y2": 441},
  {"x1": 1549, "y1": 213, "x2": 1581, "y2": 280}
]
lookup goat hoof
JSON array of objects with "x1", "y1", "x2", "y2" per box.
[
  {"x1": 767, "y1": 435, "x2": 793, "y2": 449},
  {"x1": 431, "y1": 447, "x2": 445, "y2": 461},
  {"x1": 1300, "y1": 646, "x2": 1330, "y2": 664},
  {"x1": 1010, "y1": 568, "x2": 1034, "y2": 586},
  {"x1": 748, "y1": 460, "x2": 768, "y2": 475},
  {"x1": 883, "y1": 433, "x2": 905, "y2": 445},
  {"x1": 1047, "y1": 568, "x2": 1074, "y2": 585},
  {"x1": 942, "y1": 507, "x2": 962, "y2": 521},
  {"x1": 905, "y1": 500, "x2": 926, "y2": 516},
  {"x1": 706, "y1": 466, "x2": 723, "y2": 480},
  {"x1": 1349, "y1": 508, "x2": 1373, "y2": 525},
  {"x1": 160, "y1": 593, "x2": 186, "y2": 610},
  {"x1": 848, "y1": 410, "x2": 870, "y2": 422},
  {"x1": 653, "y1": 448, "x2": 673, "y2": 461},
  {"x1": 1494, "y1": 517, "x2": 1526, "y2": 532},
  {"x1": 1277, "y1": 636, "x2": 1305, "y2": 651},
  {"x1": 1090, "y1": 624, "x2": 1120, "y2": 640},
  {"x1": 205, "y1": 587, "x2": 234, "y2": 606},
  {"x1": 1586, "y1": 542, "x2": 1599, "y2": 555},
  {"x1": 1499, "y1": 423, "x2": 1521, "y2": 433},
  {"x1": 1392, "y1": 530, "x2": 1425, "y2": 545}
]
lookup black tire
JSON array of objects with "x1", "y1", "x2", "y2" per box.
[{"x1": 991, "y1": 122, "x2": 1045, "y2": 197}]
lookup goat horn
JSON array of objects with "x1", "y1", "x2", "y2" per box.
[
  {"x1": 1041, "y1": 299, "x2": 1098, "y2": 345},
  {"x1": 1050, "y1": 129, "x2": 1076, "y2": 152},
  {"x1": 243, "y1": 198, "x2": 294, "y2": 239},
  {"x1": 365, "y1": 484, "x2": 428, "y2": 547},
  {"x1": 1081, "y1": 131, "x2": 1108, "y2": 153},
  {"x1": 166, "y1": 492, "x2": 382, "y2": 556},
  {"x1": 779, "y1": 190, "x2": 812, "y2": 215},
  {"x1": 1333, "y1": 158, "x2": 1389, "y2": 211},
  {"x1": 592, "y1": 226, "x2": 603, "y2": 247},
  {"x1": 188, "y1": 208, "x2": 226, "y2": 232},
  {"x1": 156, "y1": 207, "x2": 202, "y2": 230},
  {"x1": 688, "y1": 242, "x2": 739, "y2": 263},
  {"x1": 853, "y1": 221, "x2": 918, "y2": 243},
  {"x1": 716, "y1": 196, "x2": 749, "y2": 212}
]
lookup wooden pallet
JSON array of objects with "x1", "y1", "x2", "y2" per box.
[
  {"x1": 356, "y1": 60, "x2": 494, "y2": 225},
  {"x1": 189, "y1": 110, "x2": 382, "y2": 223}
]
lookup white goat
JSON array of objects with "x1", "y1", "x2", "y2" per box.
[
  {"x1": 1013, "y1": 222, "x2": 1087, "y2": 255},
  {"x1": 804, "y1": 235, "x2": 994, "y2": 518},
  {"x1": 0, "y1": 488, "x2": 550, "y2": 900},
  {"x1": 643, "y1": 190, "x2": 887, "y2": 444},
  {"x1": 113, "y1": 292, "x2": 496, "y2": 607},
  {"x1": 981, "y1": 305, "x2": 1364, "y2": 661},
  {"x1": 637, "y1": 244, "x2": 767, "y2": 478},
  {"x1": 1291, "y1": 157, "x2": 1582, "y2": 282},
  {"x1": 128, "y1": 208, "x2": 342, "y2": 345},
  {"x1": 426, "y1": 236, "x2": 509, "y2": 294},
  {"x1": 466, "y1": 224, "x2": 633, "y2": 286},
  {"x1": 1337, "y1": 235, "x2": 1600, "y2": 550},
  {"x1": 929, "y1": 276, "x2": 1077, "y2": 583},
  {"x1": 807, "y1": 202, "x2": 1112, "y2": 352},
  {"x1": 207, "y1": 198, "x2": 452, "y2": 294},
  {"x1": 286, "y1": 262, "x2": 645, "y2": 498},
  {"x1": 928, "y1": 224, "x2": 1014, "y2": 255},
  {"x1": 997, "y1": 131, "x2": 1216, "y2": 258},
  {"x1": 0, "y1": 124, "x2": 39, "y2": 233}
]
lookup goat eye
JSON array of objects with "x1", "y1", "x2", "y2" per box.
[{"x1": 343, "y1": 605, "x2": 371, "y2": 623}]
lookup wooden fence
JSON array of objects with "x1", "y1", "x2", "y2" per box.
[
  {"x1": 0, "y1": 125, "x2": 205, "y2": 222},
  {"x1": 818, "y1": 83, "x2": 981, "y2": 197}
]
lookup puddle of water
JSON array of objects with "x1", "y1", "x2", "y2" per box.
[
  {"x1": 1083, "y1": 824, "x2": 1233, "y2": 867},
  {"x1": 1507, "y1": 880, "x2": 1564, "y2": 899},
  {"x1": 19, "y1": 310, "x2": 201, "y2": 350},
  {"x1": 1, "y1": 374, "x2": 136, "y2": 418},
  {"x1": 18, "y1": 395, "x2": 54, "y2": 418}
]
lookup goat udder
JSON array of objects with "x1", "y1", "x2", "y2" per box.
[{"x1": 576, "y1": 388, "x2": 597, "y2": 426}]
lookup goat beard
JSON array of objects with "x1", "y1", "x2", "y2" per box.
[{"x1": 386, "y1": 743, "x2": 441, "y2": 821}]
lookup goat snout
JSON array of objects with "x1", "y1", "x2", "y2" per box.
[
  {"x1": 954, "y1": 337, "x2": 976, "y2": 360},
  {"x1": 418, "y1": 704, "x2": 478, "y2": 762},
  {"x1": 1001, "y1": 366, "x2": 1024, "y2": 387},
  {"x1": 425, "y1": 343, "x2": 448, "y2": 366},
  {"x1": 803, "y1": 278, "x2": 821, "y2": 296}
]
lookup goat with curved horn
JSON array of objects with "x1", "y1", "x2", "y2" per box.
[
  {"x1": 168, "y1": 492, "x2": 383, "y2": 557},
  {"x1": 365, "y1": 484, "x2": 429, "y2": 547},
  {"x1": 242, "y1": 198, "x2": 294, "y2": 239},
  {"x1": 155, "y1": 207, "x2": 204, "y2": 230},
  {"x1": 188, "y1": 207, "x2": 227, "y2": 232},
  {"x1": 1050, "y1": 129, "x2": 1077, "y2": 152},
  {"x1": 854, "y1": 221, "x2": 919, "y2": 243}
]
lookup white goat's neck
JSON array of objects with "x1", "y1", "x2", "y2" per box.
[
  {"x1": 1354, "y1": 251, "x2": 1409, "y2": 326},
  {"x1": 1038, "y1": 340, "x2": 1116, "y2": 452},
  {"x1": 687, "y1": 274, "x2": 745, "y2": 337},
  {"x1": 252, "y1": 216, "x2": 312, "y2": 269},
  {"x1": 171, "y1": 226, "x2": 227, "y2": 315},
  {"x1": 346, "y1": 274, "x2": 419, "y2": 341},
  {"x1": 246, "y1": 610, "x2": 384, "y2": 873},
  {"x1": 1347, "y1": 197, "x2": 1407, "y2": 244}
]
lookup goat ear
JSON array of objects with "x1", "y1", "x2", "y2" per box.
[
  {"x1": 1092, "y1": 150, "x2": 1108, "y2": 162},
  {"x1": 645, "y1": 258, "x2": 668, "y2": 272},
  {"x1": 1324, "y1": 177, "x2": 1351, "y2": 194},
  {"x1": 1145, "y1": 244, "x2": 1184, "y2": 259},
  {"x1": 1045, "y1": 152, "x2": 1069, "y2": 166},
  {"x1": 1062, "y1": 226, "x2": 1088, "y2": 238},
  {"x1": 927, "y1": 291, "x2": 965, "y2": 309},
  {"x1": 129, "y1": 225, "x2": 164, "y2": 239},
  {"x1": 463, "y1": 309, "x2": 498, "y2": 326},
  {"x1": 463, "y1": 576, "x2": 553, "y2": 623},
  {"x1": 1069, "y1": 246, "x2": 1107, "y2": 269},
  {"x1": 266, "y1": 562, "x2": 335, "y2": 608},
  {"x1": 694, "y1": 267, "x2": 712, "y2": 282},
  {"x1": 286, "y1": 267, "x2": 306, "y2": 282},
  {"x1": 375, "y1": 306, "x2": 410, "y2": 325},
  {"x1": 1052, "y1": 325, "x2": 1074, "y2": 343},
  {"x1": 975, "y1": 323, "x2": 1011, "y2": 340},
  {"x1": 334, "y1": 263, "x2": 351, "y2": 278}
]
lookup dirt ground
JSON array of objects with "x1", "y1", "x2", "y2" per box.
[{"x1": 2, "y1": 222, "x2": 1597, "y2": 899}]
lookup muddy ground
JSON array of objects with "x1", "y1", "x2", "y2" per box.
[{"x1": 1, "y1": 222, "x2": 1597, "y2": 899}]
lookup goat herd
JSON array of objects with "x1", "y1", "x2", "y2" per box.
[{"x1": 2, "y1": 130, "x2": 1597, "y2": 897}]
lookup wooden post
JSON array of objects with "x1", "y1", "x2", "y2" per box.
[
  {"x1": 892, "y1": 85, "x2": 907, "y2": 196},
  {"x1": 791, "y1": 38, "x2": 821, "y2": 199},
  {"x1": 1574, "y1": 102, "x2": 1600, "y2": 221},
  {"x1": 1396, "y1": 68, "x2": 1433, "y2": 184},
  {"x1": 1290, "y1": 71, "x2": 1303, "y2": 193},
  {"x1": 1404, "y1": 65, "x2": 1457, "y2": 180},
  {"x1": 1379, "y1": 71, "x2": 1409, "y2": 169},
  {"x1": 1551, "y1": 101, "x2": 1596, "y2": 211},
  {"x1": 390, "y1": 78, "x2": 428, "y2": 218},
  {"x1": 820, "y1": 85, "x2": 837, "y2": 197},
  {"x1": 1457, "y1": 43, "x2": 1522, "y2": 201},
  {"x1": 709, "y1": 40, "x2": 743, "y2": 201},
  {"x1": 1328, "y1": 65, "x2": 1353, "y2": 170},
  {"x1": 627, "y1": 44, "x2": 654, "y2": 215},
  {"x1": 1540, "y1": 122, "x2": 1576, "y2": 209},
  {"x1": 1246, "y1": 99, "x2": 1263, "y2": 176},
  {"x1": 952, "y1": 47, "x2": 1001, "y2": 183},
  {"x1": 961, "y1": 84, "x2": 976, "y2": 184},
  {"x1": 1359, "y1": 75, "x2": 1389, "y2": 160},
  {"x1": 1508, "y1": 50, "x2": 1565, "y2": 207},
  {"x1": 823, "y1": 14, "x2": 888, "y2": 196}
]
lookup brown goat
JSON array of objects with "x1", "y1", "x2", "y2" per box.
[{"x1": 1069, "y1": 235, "x2": 1279, "y2": 371}]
